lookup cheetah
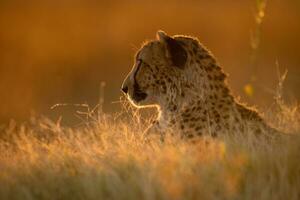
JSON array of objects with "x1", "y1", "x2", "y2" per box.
[{"x1": 121, "y1": 30, "x2": 281, "y2": 140}]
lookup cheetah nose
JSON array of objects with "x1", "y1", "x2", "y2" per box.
[{"x1": 121, "y1": 86, "x2": 128, "y2": 94}]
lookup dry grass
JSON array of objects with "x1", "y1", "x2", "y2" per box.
[{"x1": 0, "y1": 95, "x2": 299, "y2": 200}]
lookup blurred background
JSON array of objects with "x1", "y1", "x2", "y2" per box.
[{"x1": 0, "y1": 0, "x2": 299, "y2": 125}]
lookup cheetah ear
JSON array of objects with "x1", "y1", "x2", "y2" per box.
[{"x1": 157, "y1": 30, "x2": 187, "y2": 69}]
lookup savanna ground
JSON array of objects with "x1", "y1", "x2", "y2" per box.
[{"x1": 0, "y1": 85, "x2": 299, "y2": 200}]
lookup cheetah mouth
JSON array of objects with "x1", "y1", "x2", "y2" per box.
[
  {"x1": 132, "y1": 88, "x2": 147, "y2": 102},
  {"x1": 131, "y1": 82, "x2": 147, "y2": 103}
]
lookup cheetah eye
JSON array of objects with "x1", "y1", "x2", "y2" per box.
[{"x1": 137, "y1": 59, "x2": 150, "y2": 68}]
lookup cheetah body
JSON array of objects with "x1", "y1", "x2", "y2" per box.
[{"x1": 122, "y1": 31, "x2": 279, "y2": 139}]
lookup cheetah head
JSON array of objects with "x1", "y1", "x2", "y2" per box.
[{"x1": 121, "y1": 31, "x2": 190, "y2": 109}]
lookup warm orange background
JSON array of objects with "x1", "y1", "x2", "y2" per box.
[{"x1": 0, "y1": 0, "x2": 299, "y2": 124}]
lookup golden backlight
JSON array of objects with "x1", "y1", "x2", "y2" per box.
[
  {"x1": 0, "y1": 0, "x2": 299, "y2": 124},
  {"x1": 0, "y1": 1, "x2": 300, "y2": 199}
]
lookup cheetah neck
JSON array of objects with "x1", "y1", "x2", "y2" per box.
[{"x1": 157, "y1": 84, "x2": 236, "y2": 131}]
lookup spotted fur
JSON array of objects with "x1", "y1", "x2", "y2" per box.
[{"x1": 122, "y1": 31, "x2": 280, "y2": 140}]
